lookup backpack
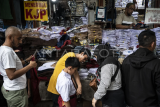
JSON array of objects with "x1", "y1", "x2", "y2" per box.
[{"x1": 96, "y1": 56, "x2": 121, "y2": 85}]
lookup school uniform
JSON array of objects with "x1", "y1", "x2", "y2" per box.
[{"x1": 56, "y1": 70, "x2": 77, "y2": 107}]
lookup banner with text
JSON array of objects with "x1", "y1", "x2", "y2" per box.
[
  {"x1": 24, "y1": 1, "x2": 48, "y2": 21},
  {"x1": 145, "y1": 8, "x2": 160, "y2": 24}
]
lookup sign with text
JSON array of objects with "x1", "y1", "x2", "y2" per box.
[
  {"x1": 24, "y1": 1, "x2": 48, "y2": 21},
  {"x1": 145, "y1": 8, "x2": 160, "y2": 24}
]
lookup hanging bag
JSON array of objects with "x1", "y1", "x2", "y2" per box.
[{"x1": 89, "y1": 61, "x2": 120, "y2": 91}]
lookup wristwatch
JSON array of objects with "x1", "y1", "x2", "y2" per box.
[{"x1": 24, "y1": 60, "x2": 29, "y2": 65}]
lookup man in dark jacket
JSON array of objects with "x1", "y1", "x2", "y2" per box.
[{"x1": 122, "y1": 29, "x2": 160, "y2": 107}]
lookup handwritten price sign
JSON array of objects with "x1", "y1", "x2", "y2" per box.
[{"x1": 24, "y1": 1, "x2": 48, "y2": 21}]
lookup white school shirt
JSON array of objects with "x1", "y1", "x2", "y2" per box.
[
  {"x1": 0, "y1": 46, "x2": 26, "y2": 90},
  {"x1": 56, "y1": 70, "x2": 76, "y2": 102}
]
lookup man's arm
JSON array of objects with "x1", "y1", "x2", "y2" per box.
[
  {"x1": 73, "y1": 70, "x2": 82, "y2": 95},
  {"x1": 21, "y1": 55, "x2": 33, "y2": 65},
  {"x1": 5, "y1": 61, "x2": 37, "y2": 80},
  {"x1": 116, "y1": 24, "x2": 130, "y2": 29},
  {"x1": 116, "y1": 23, "x2": 135, "y2": 29},
  {"x1": 63, "y1": 101, "x2": 71, "y2": 107}
]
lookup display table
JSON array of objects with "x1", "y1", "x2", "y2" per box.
[{"x1": 38, "y1": 79, "x2": 95, "y2": 101}]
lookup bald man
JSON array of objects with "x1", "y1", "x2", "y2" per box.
[
  {"x1": 116, "y1": 3, "x2": 140, "y2": 29},
  {"x1": 0, "y1": 26, "x2": 37, "y2": 107}
]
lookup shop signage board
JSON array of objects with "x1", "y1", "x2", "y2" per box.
[
  {"x1": 145, "y1": 8, "x2": 160, "y2": 24},
  {"x1": 24, "y1": 1, "x2": 48, "y2": 21}
]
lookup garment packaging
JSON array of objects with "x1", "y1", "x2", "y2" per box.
[
  {"x1": 78, "y1": 68, "x2": 88, "y2": 73},
  {"x1": 38, "y1": 62, "x2": 56, "y2": 71},
  {"x1": 88, "y1": 68, "x2": 98, "y2": 75},
  {"x1": 79, "y1": 72, "x2": 89, "y2": 76},
  {"x1": 123, "y1": 50, "x2": 133, "y2": 56},
  {"x1": 51, "y1": 26, "x2": 65, "y2": 34}
]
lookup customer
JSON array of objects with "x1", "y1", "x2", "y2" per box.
[
  {"x1": 92, "y1": 45, "x2": 124, "y2": 107},
  {"x1": 48, "y1": 48, "x2": 91, "y2": 107},
  {"x1": 0, "y1": 26, "x2": 37, "y2": 107},
  {"x1": 56, "y1": 57, "x2": 80, "y2": 107},
  {"x1": 47, "y1": 48, "x2": 91, "y2": 107},
  {"x1": 122, "y1": 29, "x2": 160, "y2": 107},
  {"x1": 16, "y1": 52, "x2": 31, "y2": 98}
]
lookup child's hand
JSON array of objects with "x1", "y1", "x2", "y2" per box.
[
  {"x1": 28, "y1": 90, "x2": 31, "y2": 98},
  {"x1": 76, "y1": 86, "x2": 82, "y2": 95}
]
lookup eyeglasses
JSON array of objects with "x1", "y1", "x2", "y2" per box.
[{"x1": 129, "y1": 8, "x2": 135, "y2": 11}]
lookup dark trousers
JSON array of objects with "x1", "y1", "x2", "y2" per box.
[
  {"x1": 101, "y1": 88, "x2": 125, "y2": 107},
  {"x1": 52, "y1": 93, "x2": 59, "y2": 107}
]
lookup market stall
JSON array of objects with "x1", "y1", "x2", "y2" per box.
[{"x1": 0, "y1": 0, "x2": 160, "y2": 107}]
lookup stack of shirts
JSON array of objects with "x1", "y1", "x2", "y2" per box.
[
  {"x1": 102, "y1": 30, "x2": 117, "y2": 47},
  {"x1": 130, "y1": 29, "x2": 144, "y2": 47},
  {"x1": 67, "y1": 32, "x2": 75, "y2": 38},
  {"x1": 78, "y1": 68, "x2": 89, "y2": 80},
  {"x1": 39, "y1": 29, "x2": 52, "y2": 41},
  {"x1": 88, "y1": 68, "x2": 98, "y2": 75},
  {"x1": 132, "y1": 11, "x2": 139, "y2": 20},
  {"x1": 88, "y1": 25, "x2": 102, "y2": 43},
  {"x1": 80, "y1": 16, "x2": 88, "y2": 25},
  {"x1": 116, "y1": 29, "x2": 130, "y2": 49},
  {"x1": 50, "y1": 26, "x2": 65, "y2": 39},
  {"x1": 136, "y1": 0, "x2": 144, "y2": 9},
  {"x1": 115, "y1": 0, "x2": 151, "y2": 9},
  {"x1": 38, "y1": 26, "x2": 65, "y2": 41},
  {"x1": 37, "y1": 62, "x2": 56, "y2": 79},
  {"x1": 115, "y1": 0, "x2": 122, "y2": 7},
  {"x1": 153, "y1": 27, "x2": 160, "y2": 48},
  {"x1": 115, "y1": 0, "x2": 133, "y2": 7}
]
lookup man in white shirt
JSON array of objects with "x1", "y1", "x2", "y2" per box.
[
  {"x1": 116, "y1": 3, "x2": 140, "y2": 29},
  {"x1": 56, "y1": 57, "x2": 80, "y2": 107},
  {"x1": 0, "y1": 26, "x2": 37, "y2": 107}
]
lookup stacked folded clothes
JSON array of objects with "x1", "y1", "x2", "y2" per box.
[
  {"x1": 37, "y1": 62, "x2": 57, "y2": 79},
  {"x1": 78, "y1": 68, "x2": 88, "y2": 80},
  {"x1": 88, "y1": 68, "x2": 98, "y2": 75},
  {"x1": 102, "y1": 30, "x2": 117, "y2": 47}
]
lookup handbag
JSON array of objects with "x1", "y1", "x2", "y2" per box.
[
  {"x1": 89, "y1": 62, "x2": 120, "y2": 92},
  {"x1": 89, "y1": 78, "x2": 98, "y2": 91}
]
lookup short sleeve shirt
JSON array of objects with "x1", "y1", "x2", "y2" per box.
[
  {"x1": 116, "y1": 13, "x2": 137, "y2": 25},
  {"x1": 0, "y1": 46, "x2": 26, "y2": 90},
  {"x1": 47, "y1": 52, "x2": 75, "y2": 95},
  {"x1": 56, "y1": 70, "x2": 76, "y2": 102}
]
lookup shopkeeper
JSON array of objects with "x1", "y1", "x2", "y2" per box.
[{"x1": 116, "y1": 3, "x2": 140, "y2": 29}]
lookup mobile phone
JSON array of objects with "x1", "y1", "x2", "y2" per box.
[{"x1": 135, "y1": 22, "x2": 143, "y2": 27}]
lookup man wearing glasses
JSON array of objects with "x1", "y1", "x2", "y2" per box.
[{"x1": 116, "y1": 3, "x2": 140, "y2": 29}]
